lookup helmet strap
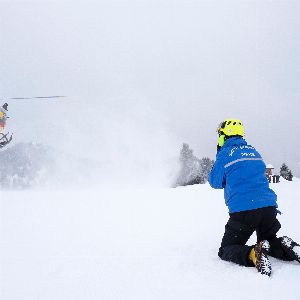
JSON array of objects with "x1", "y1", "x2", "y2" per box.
[{"x1": 218, "y1": 135, "x2": 226, "y2": 147}]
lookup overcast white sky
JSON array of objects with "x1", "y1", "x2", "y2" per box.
[{"x1": 1, "y1": 0, "x2": 300, "y2": 182}]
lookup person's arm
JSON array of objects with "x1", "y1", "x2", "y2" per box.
[{"x1": 208, "y1": 152, "x2": 226, "y2": 189}]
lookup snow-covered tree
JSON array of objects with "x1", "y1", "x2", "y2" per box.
[
  {"x1": 174, "y1": 143, "x2": 214, "y2": 187},
  {"x1": 199, "y1": 157, "x2": 214, "y2": 183},
  {"x1": 280, "y1": 163, "x2": 293, "y2": 181}
]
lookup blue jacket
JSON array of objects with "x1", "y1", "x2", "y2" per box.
[{"x1": 208, "y1": 137, "x2": 277, "y2": 213}]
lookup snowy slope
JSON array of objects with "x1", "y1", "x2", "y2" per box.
[{"x1": 1, "y1": 181, "x2": 300, "y2": 300}]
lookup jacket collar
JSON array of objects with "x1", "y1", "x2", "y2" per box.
[{"x1": 223, "y1": 136, "x2": 247, "y2": 148}]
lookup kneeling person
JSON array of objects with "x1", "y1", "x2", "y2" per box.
[{"x1": 208, "y1": 119, "x2": 300, "y2": 276}]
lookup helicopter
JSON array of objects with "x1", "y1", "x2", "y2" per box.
[{"x1": 0, "y1": 96, "x2": 65, "y2": 149}]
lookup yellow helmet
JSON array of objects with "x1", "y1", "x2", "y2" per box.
[{"x1": 217, "y1": 119, "x2": 245, "y2": 137}]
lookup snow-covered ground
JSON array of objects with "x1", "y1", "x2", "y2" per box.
[{"x1": 1, "y1": 180, "x2": 300, "y2": 300}]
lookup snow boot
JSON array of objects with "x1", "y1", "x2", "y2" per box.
[
  {"x1": 280, "y1": 236, "x2": 300, "y2": 263},
  {"x1": 249, "y1": 240, "x2": 272, "y2": 277}
]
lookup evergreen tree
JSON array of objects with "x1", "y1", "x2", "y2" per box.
[
  {"x1": 280, "y1": 163, "x2": 293, "y2": 181},
  {"x1": 175, "y1": 143, "x2": 198, "y2": 186},
  {"x1": 287, "y1": 170, "x2": 293, "y2": 181},
  {"x1": 199, "y1": 157, "x2": 214, "y2": 183},
  {"x1": 174, "y1": 144, "x2": 214, "y2": 187}
]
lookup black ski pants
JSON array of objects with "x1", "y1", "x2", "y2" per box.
[{"x1": 218, "y1": 206, "x2": 293, "y2": 267}]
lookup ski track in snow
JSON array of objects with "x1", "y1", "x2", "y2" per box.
[{"x1": 1, "y1": 180, "x2": 300, "y2": 299}]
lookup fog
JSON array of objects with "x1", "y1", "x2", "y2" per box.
[{"x1": 1, "y1": 0, "x2": 300, "y2": 187}]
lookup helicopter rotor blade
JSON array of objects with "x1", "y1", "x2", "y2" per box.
[{"x1": 7, "y1": 96, "x2": 66, "y2": 100}]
